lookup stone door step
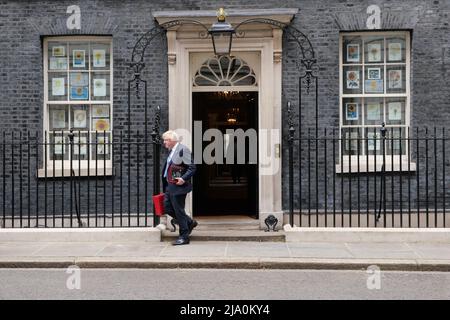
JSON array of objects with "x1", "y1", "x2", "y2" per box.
[{"x1": 161, "y1": 230, "x2": 285, "y2": 242}]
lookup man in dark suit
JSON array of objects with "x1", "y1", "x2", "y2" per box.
[{"x1": 161, "y1": 130, "x2": 197, "y2": 245}]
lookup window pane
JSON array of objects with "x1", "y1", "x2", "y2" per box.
[
  {"x1": 342, "y1": 36, "x2": 362, "y2": 64},
  {"x1": 91, "y1": 72, "x2": 110, "y2": 100},
  {"x1": 49, "y1": 132, "x2": 69, "y2": 161},
  {"x1": 386, "y1": 65, "x2": 406, "y2": 93},
  {"x1": 48, "y1": 42, "x2": 68, "y2": 71},
  {"x1": 364, "y1": 98, "x2": 383, "y2": 125},
  {"x1": 364, "y1": 37, "x2": 384, "y2": 64},
  {"x1": 342, "y1": 128, "x2": 361, "y2": 156},
  {"x1": 69, "y1": 72, "x2": 89, "y2": 101},
  {"x1": 48, "y1": 73, "x2": 68, "y2": 101},
  {"x1": 386, "y1": 127, "x2": 406, "y2": 156},
  {"x1": 48, "y1": 105, "x2": 69, "y2": 130},
  {"x1": 91, "y1": 43, "x2": 111, "y2": 70},
  {"x1": 386, "y1": 37, "x2": 406, "y2": 63},
  {"x1": 71, "y1": 105, "x2": 89, "y2": 130},
  {"x1": 69, "y1": 42, "x2": 89, "y2": 71},
  {"x1": 72, "y1": 132, "x2": 89, "y2": 161},
  {"x1": 342, "y1": 97, "x2": 362, "y2": 125},
  {"x1": 343, "y1": 66, "x2": 362, "y2": 94},
  {"x1": 385, "y1": 98, "x2": 406, "y2": 125},
  {"x1": 365, "y1": 128, "x2": 383, "y2": 156},
  {"x1": 364, "y1": 65, "x2": 384, "y2": 94},
  {"x1": 91, "y1": 132, "x2": 111, "y2": 161}
]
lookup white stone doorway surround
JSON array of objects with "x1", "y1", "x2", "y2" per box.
[{"x1": 154, "y1": 9, "x2": 298, "y2": 229}]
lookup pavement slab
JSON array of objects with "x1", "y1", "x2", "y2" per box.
[
  {"x1": 0, "y1": 240, "x2": 449, "y2": 271},
  {"x1": 32, "y1": 243, "x2": 110, "y2": 257},
  {"x1": 226, "y1": 242, "x2": 291, "y2": 258},
  {"x1": 96, "y1": 243, "x2": 167, "y2": 257},
  {"x1": 405, "y1": 243, "x2": 450, "y2": 260},
  {"x1": 345, "y1": 242, "x2": 420, "y2": 259},
  {"x1": 0, "y1": 243, "x2": 47, "y2": 257}
]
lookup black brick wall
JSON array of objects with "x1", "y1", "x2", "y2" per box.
[{"x1": 1, "y1": 0, "x2": 450, "y2": 223}]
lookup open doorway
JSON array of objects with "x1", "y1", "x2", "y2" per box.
[{"x1": 192, "y1": 91, "x2": 258, "y2": 217}]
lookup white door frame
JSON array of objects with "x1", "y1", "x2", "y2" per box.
[{"x1": 158, "y1": 11, "x2": 292, "y2": 228}]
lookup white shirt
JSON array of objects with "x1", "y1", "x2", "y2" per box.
[
  {"x1": 168, "y1": 143, "x2": 179, "y2": 162},
  {"x1": 164, "y1": 143, "x2": 179, "y2": 178}
]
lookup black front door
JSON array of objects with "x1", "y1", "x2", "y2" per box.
[{"x1": 192, "y1": 91, "x2": 258, "y2": 217}]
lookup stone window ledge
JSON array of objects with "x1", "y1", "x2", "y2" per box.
[
  {"x1": 336, "y1": 161, "x2": 416, "y2": 174},
  {"x1": 37, "y1": 167, "x2": 114, "y2": 178}
]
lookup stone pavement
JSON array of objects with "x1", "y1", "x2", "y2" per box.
[{"x1": 0, "y1": 240, "x2": 449, "y2": 271}]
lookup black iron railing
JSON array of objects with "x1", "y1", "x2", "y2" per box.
[
  {"x1": 2, "y1": 125, "x2": 450, "y2": 229},
  {"x1": 287, "y1": 124, "x2": 450, "y2": 228},
  {"x1": 0, "y1": 130, "x2": 161, "y2": 228}
]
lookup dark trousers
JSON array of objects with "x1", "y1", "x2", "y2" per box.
[{"x1": 163, "y1": 192, "x2": 193, "y2": 239}]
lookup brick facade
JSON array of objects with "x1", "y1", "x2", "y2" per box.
[{"x1": 0, "y1": 0, "x2": 449, "y2": 223}]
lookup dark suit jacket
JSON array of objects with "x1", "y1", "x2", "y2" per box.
[{"x1": 162, "y1": 143, "x2": 196, "y2": 195}]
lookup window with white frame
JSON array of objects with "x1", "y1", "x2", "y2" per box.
[
  {"x1": 340, "y1": 31, "x2": 410, "y2": 164},
  {"x1": 44, "y1": 37, "x2": 113, "y2": 172}
]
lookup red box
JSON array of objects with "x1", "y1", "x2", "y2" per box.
[{"x1": 152, "y1": 193, "x2": 165, "y2": 216}]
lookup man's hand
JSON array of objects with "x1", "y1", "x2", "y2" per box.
[{"x1": 175, "y1": 177, "x2": 185, "y2": 185}]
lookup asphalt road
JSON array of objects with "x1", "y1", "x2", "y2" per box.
[{"x1": 0, "y1": 268, "x2": 449, "y2": 300}]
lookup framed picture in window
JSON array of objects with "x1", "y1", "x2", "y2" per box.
[
  {"x1": 73, "y1": 136, "x2": 87, "y2": 155},
  {"x1": 73, "y1": 50, "x2": 86, "y2": 68},
  {"x1": 367, "y1": 132, "x2": 381, "y2": 151},
  {"x1": 366, "y1": 103, "x2": 381, "y2": 121},
  {"x1": 52, "y1": 110, "x2": 66, "y2": 129},
  {"x1": 70, "y1": 86, "x2": 89, "y2": 100},
  {"x1": 365, "y1": 79, "x2": 384, "y2": 93},
  {"x1": 73, "y1": 109, "x2": 87, "y2": 128},
  {"x1": 52, "y1": 78, "x2": 65, "y2": 96},
  {"x1": 93, "y1": 79, "x2": 106, "y2": 97},
  {"x1": 345, "y1": 103, "x2": 358, "y2": 121},
  {"x1": 367, "y1": 68, "x2": 381, "y2": 80},
  {"x1": 388, "y1": 102, "x2": 402, "y2": 120},
  {"x1": 50, "y1": 57, "x2": 67, "y2": 70},
  {"x1": 70, "y1": 73, "x2": 89, "y2": 86},
  {"x1": 92, "y1": 105, "x2": 109, "y2": 117},
  {"x1": 93, "y1": 118, "x2": 110, "y2": 132},
  {"x1": 52, "y1": 46, "x2": 65, "y2": 57},
  {"x1": 388, "y1": 42, "x2": 402, "y2": 61},
  {"x1": 388, "y1": 70, "x2": 402, "y2": 89},
  {"x1": 346, "y1": 70, "x2": 360, "y2": 89},
  {"x1": 347, "y1": 44, "x2": 360, "y2": 62},
  {"x1": 367, "y1": 43, "x2": 382, "y2": 62},
  {"x1": 96, "y1": 136, "x2": 109, "y2": 155},
  {"x1": 93, "y1": 49, "x2": 106, "y2": 68},
  {"x1": 54, "y1": 136, "x2": 64, "y2": 155}
]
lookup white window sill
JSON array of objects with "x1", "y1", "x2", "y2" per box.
[
  {"x1": 37, "y1": 167, "x2": 114, "y2": 178},
  {"x1": 336, "y1": 161, "x2": 416, "y2": 174}
]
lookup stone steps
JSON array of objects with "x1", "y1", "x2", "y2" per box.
[
  {"x1": 161, "y1": 215, "x2": 284, "y2": 242},
  {"x1": 161, "y1": 229, "x2": 285, "y2": 242}
]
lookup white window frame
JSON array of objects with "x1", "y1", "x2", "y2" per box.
[
  {"x1": 39, "y1": 36, "x2": 113, "y2": 177},
  {"x1": 337, "y1": 31, "x2": 415, "y2": 173}
]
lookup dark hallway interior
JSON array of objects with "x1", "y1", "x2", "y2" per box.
[{"x1": 192, "y1": 91, "x2": 258, "y2": 217}]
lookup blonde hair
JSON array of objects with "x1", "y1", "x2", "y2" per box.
[{"x1": 162, "y1": 130, "x2": 179, "y2": 142}]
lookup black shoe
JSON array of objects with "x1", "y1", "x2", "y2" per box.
[
  {"x1": 172, "y1": 237, "x2": 190, "y2": 246},
  {"x1": 189, "y1": 220, "x2": 198, "y2": 235}
]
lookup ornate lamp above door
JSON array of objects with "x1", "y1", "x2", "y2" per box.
[{"x1": 208, "y1": 8, "x2": 235, "y2": 56}]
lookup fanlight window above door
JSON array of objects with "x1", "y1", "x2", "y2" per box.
[{"x1": 193, "y1": 55, "x2": 257, "y2": 87}]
